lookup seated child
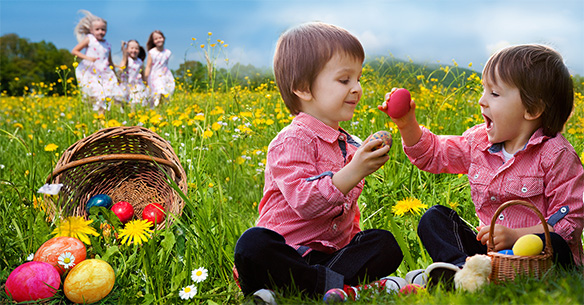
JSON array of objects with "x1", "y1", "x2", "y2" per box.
[
  {"x1": 234, "y1": 22, "x2": 404, "y2": 301},
  {"x1": 381, "y1": 44, "x2": 583, "y2": 290}
]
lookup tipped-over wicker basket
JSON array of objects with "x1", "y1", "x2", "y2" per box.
[
  {"x1": 44, "y1": 126, "x2": 188, "y2": 229},
  {"x1": 487, "y1": 200, "x2": 553, "y2": 284}
]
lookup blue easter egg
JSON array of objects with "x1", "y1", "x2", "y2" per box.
[
  {"x1": 85, "y1": 194, "x2": 112, "y2": 212},
  {"x1": 498, "y1": 249, "x2": 514, "y2": 255},
  {"x1": 323, "y1": 288, "x2": 348, "y2": 304}
]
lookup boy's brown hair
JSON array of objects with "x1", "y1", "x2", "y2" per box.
[
  {"x1": 273, "y1": 22, "x2": 365, "y2": 115},
  {"x1": 482, "y1": 44, "x2": 574, "y2": 136}
]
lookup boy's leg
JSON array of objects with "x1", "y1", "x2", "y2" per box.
[
  {"x1": 317, "y1": 229, "x2": 403, "y2": 286},
  {"x1": 418, "y1": 205, "x2": 486, "y2": 266},
  {"x1": 233, "y1": 227, "x2": 343, "y2": 297},
  {"x1": 535, "y1": 232, "x2": 574, "y2": 268}
]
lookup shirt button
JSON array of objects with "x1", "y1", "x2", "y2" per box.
[
  {"x1": 339, "y1": 135, "x2": 346, "y2": 141},
  {"x1": 474, "y1": 174, "x2": 479, "y2": 179},
  {"x1": 560, "y1": 207, "x2": 567, "y2": 213},
  {"x1": 332, "y1": 224, "x2": 338, "y2": 231},
  {"x1": 490, "y1": 196, "x2": 496, "y2": 201},
  {"x1": 521, "y1": 186, "x2": 528, "y2": 193},
  {"x1": 498, "y1": 214, "x2": 505, "y2": 221}
]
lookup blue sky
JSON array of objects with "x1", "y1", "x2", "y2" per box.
[{"x1": 1, "y1": 0, "x2": 583, "y2": 75}]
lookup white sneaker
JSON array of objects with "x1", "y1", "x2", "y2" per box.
[
  {"x1": 424, "y1": 262, "x2": 460, "y2": 291},
  {"x1": 405, "y1": 269, "x2": 427, "y2": 286},
  {"x1": 252, "y1": 289, "x2": 277, "y2": 305},
  {"x1": 380, "y1": 276, "x2": 407, "y2": 293}
]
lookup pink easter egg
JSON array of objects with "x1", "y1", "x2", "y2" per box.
[
  {"x1": 34, "y1": 236, "x2": 87, "y2": 275},
  {"x1": 5, "y1": 261, "x2": 61, "y2": 302},
  {"x1": 323, "y1": 288, "x2": 348, "y2": 303},
  {"x1": 382, "y1": 88, "x2": 411, "y2": 118},
  {"x1": 399, "y1": 283, "x2": 424, "y2": 295}
]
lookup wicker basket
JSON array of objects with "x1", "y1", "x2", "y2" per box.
[
  {"x1": 44, "y1": 126, "x2": 188, "y2": 230},
  {"x1": 487, "y1": 200, "x2": 553, "y2": 284}
]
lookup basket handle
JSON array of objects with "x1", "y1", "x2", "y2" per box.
[
  {"x1": 488, "y1": 200, "x2": 553, "y2": 256},
  {"x1": 45, "y1": 153, "x2": 182, "y2": 184}
]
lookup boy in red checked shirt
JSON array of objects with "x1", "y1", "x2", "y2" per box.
[
  {"x1": 234, "y1": 22, "x2": 404, "y2": 301},
  {"x1": 380, "y1": 44, "x2": 583, "y2": 290}
]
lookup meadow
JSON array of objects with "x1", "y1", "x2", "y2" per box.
[{"x1": 1, "y1": 45, "x2": 583, "y2": 304}]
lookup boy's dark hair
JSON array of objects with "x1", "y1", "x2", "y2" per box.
[
  {"x1": 483, "y1": 44, "x2": 574, "y2": 136},
  {"x1": 273, "y1": 22, "x2": 364, "y2": 115}
]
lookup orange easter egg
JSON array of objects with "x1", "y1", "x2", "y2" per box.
[
  {"x1": 34, "y1": 236, "x2": 87, "y2": 275},
  {"x1": 364, "y1": 131, "x2": 393, "y2": 150},
  {"x1": 64, "y1": 259, "x2": 115, "y2": 304}
]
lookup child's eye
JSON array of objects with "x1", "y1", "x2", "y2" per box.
[
  {"x1": 339, "y1": 79, "x2": 350, "y2": 85},
  {"x1": 490, "y1": 91, "x2": 499, "y2": 97}
]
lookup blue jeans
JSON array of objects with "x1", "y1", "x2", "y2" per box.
[
  {"x1": 417, "y1": 205, "x2": 574, "y2": 267},
  {"x1": 234, "y1": 227, "x2": 403, "y2": 296}
]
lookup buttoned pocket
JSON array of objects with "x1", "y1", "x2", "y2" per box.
[
  {"x1": 468, "y1": 164, "x2": 494, "y2": 208},
  {"x1": 505, "y1": 176, "x2": 544, "y2": 199}
]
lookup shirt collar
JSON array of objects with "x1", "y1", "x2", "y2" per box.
[
  {"x1": 483, "y1": 126, "x2": 551, "y2": 154},
  {"x1": 294, "y1": 112, "x2": 344, "y2": 144}
]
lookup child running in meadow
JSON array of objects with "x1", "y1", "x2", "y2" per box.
[
  {"x1": 119, "y1": 40, "x2": 150, "y2": 106},
  {"x1": 234, "y1": 22, "x2": 404, "y2": 303},
  {"x1": 144, "y1": 30, "x2": 175, "y2": 107},
  {"x1": 71, "y1": 10, "x2": 123, "y2": 114},
  {"x1": 380, "y1": 44, "x2": 584, "y2": 290}
]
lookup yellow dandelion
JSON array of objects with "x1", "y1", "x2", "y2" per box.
[
  {"x1": 118, "y1": 219, "x2": 154, "y2": 246},
  {"x1": 72, "y1": 62, "x2": 79, "y2": 68},
  {"x1": 44, "y1": 143, "x2": 58, "y2": 152},
  {"x1": 51, "y1": 216, "x2": 100, "y2": 245},
  {"x1": 392, "y1": 197, "x2": 428, "y2": 217},
  {"x1": 203, "y1": 129, "x2": 213, "y2": 139}
]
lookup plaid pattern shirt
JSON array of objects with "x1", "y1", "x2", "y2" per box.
[
  {"x1": 256, "y1": 113, "x2": 363, "y2": 254},
  {"x1": 405, "y1": 124, "x2": 584, "y2": 265}
]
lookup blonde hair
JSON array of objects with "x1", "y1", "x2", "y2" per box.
[{"x1": 74, "y1": 10, "x2": 107, "y2": 42}]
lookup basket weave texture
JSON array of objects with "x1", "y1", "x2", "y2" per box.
[
  {"x1": 45, "y1": 126, "x2": 187, "y2": 229},
  {"x1": 487, "y1": 200, "x2": 553, "y2": 284}
]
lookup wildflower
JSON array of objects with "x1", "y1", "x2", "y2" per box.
[
  {"x1": 37, "y1": 183, "x2": 64, "y2": 195},
  {"x1": 26, "y1": 253, "x2": 34, "y2": 261},
  {"x1": 392, "y1": 197, "x2": 428, "y2": 217},
  {"x1": 44, "y1": 143, "x2": 58, "y2": 151},
  {"x1": 179, "y1": 285, "x2": 197, "y2": 300},
  {"x1": 191, "y1": 267, "x2": 208, "y2": 283},
  {"x1": 58, "y1": 252, "x2": 75, "y2": 269},
  {"x1": 118, "y1": 219, "x2": 154, "y2": 246},
  {"x1": 51, "y1": 216, "x2": 100, "y2": 245},
  {"x1": 72, "y1": 62, "x2": 79, "y2": 68},
  {"x1": 203, "y1": 129, "x2": 213, "y2": 139}
]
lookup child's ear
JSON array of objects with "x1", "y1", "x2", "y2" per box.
[
  {"x1": 524, "y1": 104, "x2": 544, "y2": 121},
  {"x1": 293, "y1": 88, "x2": 312, "y2": 102}
]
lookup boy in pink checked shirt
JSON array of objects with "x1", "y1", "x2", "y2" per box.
[
  {"x1": 234, "y1": 22, "x2": 404, "y2": 301},
  {"x1": 381, "y1": 44, "x2": 584, "y2": 290}
]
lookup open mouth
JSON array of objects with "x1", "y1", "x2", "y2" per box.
[{"x1": 483, "y1": 114, "x2": 493, "y2": 131}]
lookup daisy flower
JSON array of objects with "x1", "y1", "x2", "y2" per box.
[
  {"x1": 51, "y1": 216, "x2": 99, "y2": 245},
  {"x1": 26, "y1": 253, "x2": 34, "y2": 261},
  {"x1": 191, "y1": 267, "x2": 208, "y2": 283},
  {"x1": 392, "y1": 197, "x2": 428, "y2": 217},
  {"x1": 118, "y1": 219, "x2": 154, "y2": 246},
  {"x1": 37, "y1": 183, "x2": 64, "y2": 195},
  {"x1": 58, "y1": 252, "x2": 75, "y2": 269},
  {"x1": 179, "y1": 285, "x2": 197, "y2": 300}
]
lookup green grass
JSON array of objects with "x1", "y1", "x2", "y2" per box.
[{"x1": 0, "y1": 59, "x2": 583, "y2": 304}]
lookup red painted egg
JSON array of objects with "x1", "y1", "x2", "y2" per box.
[
  {"x1": 399, "y1": 283, "x2": 424, "y2": 295},
  {"x1": 5, "y1": 261, "x2": 61, "y2": 302},
  {"x1": 34, "y1": 236, "x2": 86, "y2": 275},
  {"x1": 383, "y1": 88, "x2": 411, "y2": 118},
  {"x1": 142, "y1": 203, "x2": 165, "y2": 225},
  {"x1": 364, "y1": 131, "x2": 393, "y2": 150},
  {"x1": 111, "y1": 201, "x2": 134, "y2": 223},
  {"x1": 64, "y1": 259, "x2": 115, "y2": 304}
]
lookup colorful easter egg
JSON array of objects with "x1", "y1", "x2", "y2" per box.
[
  {"x1": 85, "y1": 194, "x2": 112, "y2": 213},
  {"x1": 111, "y1": 201, "x2": 134, "y2": 223},
  {"x1": 5, "y1": 261, "x2": 61, "y2": 302},
  {"x1": 323, "y1": 288, "x2": 348, "y2": 303},
  {"x1": 34, "y1": 236, "x2": 87, "y2": 275},
  {"x1": 498, "y1": 249, "x2": 514, "y2": 255},
  {"x1": 512, "y1": 234, "x2": 543, "y2": 256},
  {"x1": 364, "y1": 130, "x2": 393, "y2": 150},
  {"x1": 64, "y1": 259, "x2": 115, "y2": 304},
  {"x1": 399, "y1": 283, "x2": 424, "y2": 295},
  {"x1": 142, "y1": 203, "x2": 165, "y2": 225},
  {"x1": 382, "y1": 88, "x2": 411, "y2": 118}
]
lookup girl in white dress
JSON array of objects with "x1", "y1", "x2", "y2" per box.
[
  {"x1": 144, "y1": 30, "x2": 175, "y2": 107},
  {"x1": 71, "y1": 10, "x2": 123, "y2": 114},
  {"x1": 119, "y1": 40, "x2": 150, "y2": 106}
]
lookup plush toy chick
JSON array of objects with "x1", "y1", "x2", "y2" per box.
[{"x1": 454, "y1": 255, "x2": 492, "y2": 292}]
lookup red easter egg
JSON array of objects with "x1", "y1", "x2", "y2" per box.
[
  {"x1": 142, "y1": 203, "x2": 165, "y2": 225},
  {"x1": 34, "y1": 236, "x2": 87, "y2": 275},
  {"x1": 5, "y1": 261, "x2": 61, "y2": 302},
  {"x1": 399, "y1": 283, "x2": 424, "y2": 295},
  {"x1": 383, "y1": 88, "x2": 411, "y2": 118},
  {"x1": 111, "y1": 201, "x2": 134, "y2": 223}
]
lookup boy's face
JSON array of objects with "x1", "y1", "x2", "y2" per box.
[
  {"x1": 295, "y1": 52, "x2": 363, "y2": 129},
  {"x1": 479, "y1": 69, "x2": 540, "y2": 153}
]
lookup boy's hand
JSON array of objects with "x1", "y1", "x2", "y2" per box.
[
  {"x1": 378, "y1": 88, "x2": 422, "y2": 147},
  {"x1": 476, "y1": 224, "x2": 519, "y2": 251}
]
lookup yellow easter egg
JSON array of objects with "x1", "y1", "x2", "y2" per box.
[
  {"x1": 64, "y1": 259, "x2": 115, "y2": 304},
  {"x1": 512, "y1": 234, "x2": 543, "y2": 256}
]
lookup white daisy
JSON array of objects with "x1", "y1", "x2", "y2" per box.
[
  {"x1": 57, "y1": 252, "x2": 75, "y2": 269},
  {"x1": 26, "y1": 253, "x2": 34, "y2": 261},
  {"x1": 191, "y1": 267, "x2": 208, "y2": 283},
  {"x1": 179, "y1": 285, "x2": 197, "y2": 300},
  {"x1": 37, "y1": 183, "x2": 63, "y2": 195}
]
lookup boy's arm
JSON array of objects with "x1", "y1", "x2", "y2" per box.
[{"x1": 380, "y1": 91, "x2": 422, "y2": 146}]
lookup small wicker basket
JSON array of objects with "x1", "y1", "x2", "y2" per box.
[
  {"x1": 487, "y1": 200, "x2": 553, "y2": 284},
  {"x1": 44, "y1": 126, "x2": 187, "y2": 230}
]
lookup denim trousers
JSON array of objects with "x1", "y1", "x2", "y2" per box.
[
  {"x1": 234, "y1": 227, "x2": 403, "y2": 296},
  {"x1": 417, "y1": 205, "x2": 574, "y2": 267}
]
